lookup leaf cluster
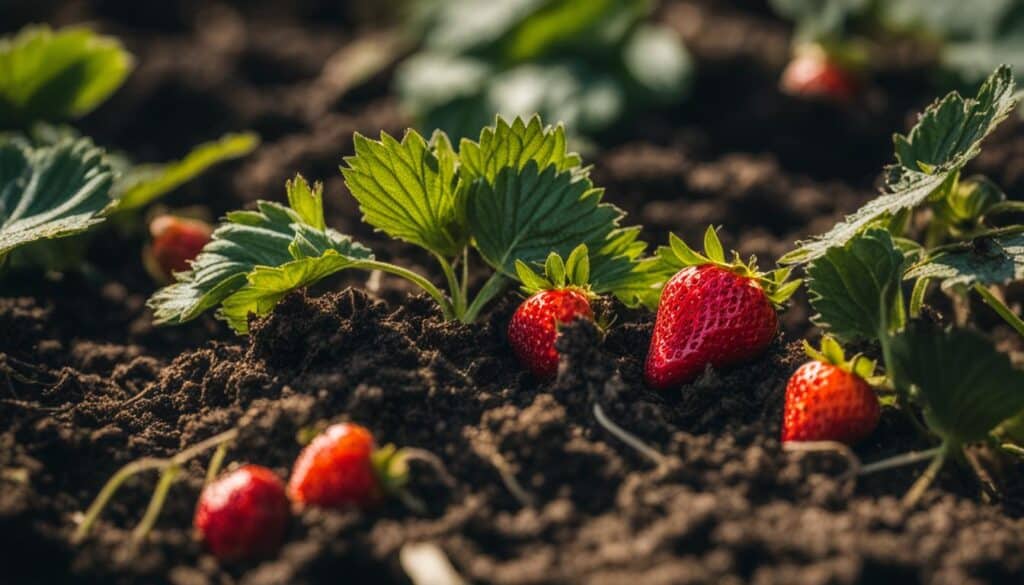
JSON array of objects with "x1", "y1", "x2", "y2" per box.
[{"x1": 394, "y1": 0, "x2": 692, "y2": 140}]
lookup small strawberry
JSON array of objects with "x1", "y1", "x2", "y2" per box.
[
  {"x1": 782, "y1": 336, "x2": 881, "y2": 444},
  {"x1": 780, "y1": 44, "x2": 861, "y2": 102},
  {"x1": 193, "y1": 465, "x2": 290, "y2": 561},
  {"x1": 508, "y1": 246, "x2": 597, "y2": 379},
  {"x1": 645, "y1": 227, "x2": 800, "y2": 390},
  {"x1": 144, "y1": 214, "x2": 213, "y2": 283},
  {"x1": 288, "y1": 422, "x2": 410, "y2": 509}
]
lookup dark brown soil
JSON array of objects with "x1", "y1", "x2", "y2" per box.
[{"x1": 3, "y1": 1, "x2": 1024, "y2": 584}]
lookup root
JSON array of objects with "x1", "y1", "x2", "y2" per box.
[{"x1": 592, "y1": 403, "x2": 666, "y2": 467}]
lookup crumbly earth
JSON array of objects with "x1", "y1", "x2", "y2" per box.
[{"x1": 3, "y1": 1, "x2": 1024, "y2": 584}]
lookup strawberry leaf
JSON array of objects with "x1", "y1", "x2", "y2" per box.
[
  {"x1": 341, "y1": 128, "x2": 464, "y2": 258},
  {"x1": 805, "y1": 228, "x2": 906, "y2": 342},
  {"x1": 148, "y1": 176, "x2": 372, "y2": 328},
  {"x1": 458, "y1": 116, "x2": 584, "y2": 185},
  {"x1": 0, "y1": 26, "x2": 133, "y2": 127},
  {"x1": 115, "y1": 132, "x2": 259, "y2": 211},
  {"x1": 889, "y1": 321, "x2": 1024, "y2": 444},
  {"x1": 782, "y1": 66, "x2": 1018, "y2": 264},
  {"x1": 904, "y1": 233, "x2": 1024, "y2": 290},
  {"x1": 0, "y1": 136, "x2": 115, "y2": 259}
]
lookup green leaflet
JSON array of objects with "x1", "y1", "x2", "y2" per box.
[
  {"x1": 459, "y1": 116, "x2": 584, "y2": 184},
  {"x1": 782, "y1": 66, "x2": 1018, "y2": 265},
  {"x1": 341, "y1": 129, "x2": 464, "y2": 257},
  {"x1": 0, "y1": 26, "x2": 133, "y2": 127},
  {"x1": 805, "y1": 228, "x2": 906, "y2": 343},
  {"x1": 889, "y1": 321, "x2": 1024, "y2": 444},
  {"x1": 115, "y1": 132, "x2": 259, "y2": 211},
  {"x1": 0, "y1": 137, "x2": 115, "y2": 258},
  {"x1": 147, "y1": 176, "x2": 372, "y2": 329},
  {"x1": 905, "y1": 233, "x2": 1024, "y2": 290}
]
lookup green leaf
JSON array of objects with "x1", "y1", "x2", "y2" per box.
[
  {"x1": 458, "y1": 116, "x2": 584, "y2": 185},
  {"x1": 341, "y1": 128, "x2": 464, "y2": 258},
  {"x1": 115, "y1": 132, "x2": 259, "y2": 211},
  {"x1": 905, "y1": 233, "x2": 1024, "y2": 289},
  {"x1": 148, "y1": 176, "x2": 372, "y2": 329},
  {"x1": 0, "y1": 25, "x2": 133, "y2": 127},
  {"x1": 0, "y1": 137, "x2": 115, "y2": 258},
  {"x1": 782, "y1": 66, "x2": 1018, "y2": 264},
  {"x1": 889, "y1": 321, "x2": 1024, "y2": 444},
  {"x1": 466, "y1": 160, "x2": 624, "y2": 278},
  {"x1": 805, "y1": 228, "x2": 905, "y2": 342}
]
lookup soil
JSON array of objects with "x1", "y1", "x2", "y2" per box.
[{"x1": 3, "y1": 1, "x2": 1024, "y2": 584}]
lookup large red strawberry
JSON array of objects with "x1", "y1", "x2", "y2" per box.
[
  {"x1": 194, "y1": 464, "x2": 290, "y2": 561},
  {"x1": 508, "y1": 246, "x2": 597, "y2": 379},
  {"x1": 782, "y1": 337, "x2": 880, "y2": 444},
  {"x1": 645, "y1": 227, "x2": 800, "y2": 390},
  {"x1": 288, "y1": 422, "x2": 408, "y2": 509},
  {"x1": 144, "y1": 214, "x2": 212, "y2": 283},
  {"x1": 780, "y1": 44, "x2": 861, "y2": 102}
]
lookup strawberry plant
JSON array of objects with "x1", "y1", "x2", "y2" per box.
[
  {"x1": 781, "y1": 66, "x2": 1024, "y2": 504},
  {"x1": 395, "y1": 0, "x2": 691, "y2": 140},
  {"x1": 0, "y1": 25, "x2": 256, "y2": 272},
  {"x1": 149, "y1": 116, "x2": 660, "y2": 333}
]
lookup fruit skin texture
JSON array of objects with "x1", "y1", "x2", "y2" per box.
[
  {"x1": 780, "y1": 52, "x2": 859, "y2": 101},
  {"x1": 645, "y1": 265, "x2": 777, "y2": 390},
  {"x1": 288, "y1": 422, "x2": 382, "y2": 508},
  {"x1": 193, "y1": 465, "x2": 290, "y2": 561},
  {"x1": 144, "y1": 215, "x2": 212, "y2": 282},
  {"x1": 508, "y1": 288, "x2": 595, "y2": 379},
  {"x1": 782, "y1": 360, "x2": 880, "y2": 444}
]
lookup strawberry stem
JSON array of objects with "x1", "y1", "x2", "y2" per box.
[
  {"x1": 909, "y1": 277, "x2": 930, "y2": 318},
  {"x1": 973, "y1": 284, "x2": 1024, "y2": 337},
  {"x1": 592, "y1": 403, "x2": 666, "y2": 466},
  {"x1": 435, "y1": 253, "x2": 465, "y2": 317},
  {"x1": 462, "y1": 272, "x2": 510, "y2": 323},
  {"x1": 858, "y1": 446, "x2": 943, "y2": 477},
  {"x1": 204, "y1": 441, "x2": 231, "y2": 486},
  {"x1": 132, "y1": 464, "x2": 181, "y2": 542},
  {"x1": 356, "y1": 260, "x2": 456, "y2": 320},
  {"x1": 902, "y1": 444, "x2": 949, "y2": 508}
]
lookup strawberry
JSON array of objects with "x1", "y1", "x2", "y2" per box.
[
  {"x1": 144, "y1": 214, "x2": 212, "y2": 283},
  {"x1": 645, "y1": 227, "x2": 800, "y2": 390},
  {"x1": 780, "y1": 44, "x2": 860, "y2": 102},
  {"x1": 782, "y1": 336, "x2": 880, "y2": 444},
  {"x1": 193, "y1": 465, "x2": 290, "y2": 561},
  {"x1": 508, "y1": 246, "x2": 597, "y2": 379},
  {"x1": 288, "y1": 422, "x2": 408, "y2": 509}
]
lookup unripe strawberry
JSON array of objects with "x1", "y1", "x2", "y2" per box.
[
  {"x1": 645, "y1": 228, "x2": 799, "y2": 390},
  {"x1": 194, "y1": 465, "x2": 290, "y2": 561},
  {"x1": 144, "y1": 214, "x2": 212, "y2": 283},
  {"x1": 782, "y1": 337, "x2": 880, "y2": 444},
  {"x1": 780, "y1": 45, "x2": 860, "y2": 102}
]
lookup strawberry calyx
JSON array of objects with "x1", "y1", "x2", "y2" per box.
[
  {"x1": 802, "y1": 335, "x2": 883, "y2": 386},
  {"x1": 661, "y1": 226, "x2": 801, "y2": 307},
  {"x1": 370, "y1": 443, "x2": 411, "y2": 496},
  {"x1": 514, "y1": 244, "x2": 597, "y2": 299}
]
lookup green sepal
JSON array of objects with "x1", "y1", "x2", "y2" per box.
[
  {"x1": 802, "y1": 335, "x2": 881, "y2": 385},
  {"x1": 514, "y1": 243, "x2": 593, "y2": 295},
  {"x1": 371, "y1": 444, "x2": 410, "y2": 496}
]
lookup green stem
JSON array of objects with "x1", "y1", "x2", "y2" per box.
[
  {"x1": 973, "y1": 283, "x2": 1024, "y2": 337},
  {"x1": 462, "y1": 272, "x2": 511, "y2": 324},
  {"x1": 132, "y1": 464, "x2": 180, "y2": 542},
  {"x1": 902, "y1": 443, "x2": 949, "y2": 507},
  {"x1": 909, "y1": 277, "x2": 930, "y2": 318},
  {"x1": 460, "y1": 249, "x2": 470, "y2": 308},
  {"x1": 434, "y1": 253, "x2": 464, "y2": 317},
  {"x1": 593, "y1": 403, "x2": 666, "y2": 466},
  {"x1": 355, "y1": 260, "x2": 455, "y2": 320},
  {"x1": 999, "y1": 443, "x2": 1024, "y2": 458},
  {"x1": 858, "y1": 446, "x2": 943, "y2": 476},
  {"x1": 204, "y1": 442, "x2": 230, "y2": 486}
]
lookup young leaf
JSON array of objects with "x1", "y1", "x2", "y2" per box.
[
  {"x1": 114, "y1": 132, "x2": 259, "y2": 211},
  {"x1": 458, "y1": 116, "x2": 584, "y2": 185},
  {"x1": 805, "y1": 228, "x2": 905, "y2": 342},
  {"x1": 465, "y1": 160, "x2": 624, "y2": 277},
  {"x1": 0, "y1": 26, "x2": 133, "y2": 127},
  {"x1": 341, "y1": 129, "x2": 464, "y2": 258},
  {"x1": 904, "y1": 233, "x2": 1024, "y2": 290},
  {"x1": 888, "y1": 321, "x2": 1024, "y2": 444},
  {"x1": 148, "y1": 176, "x2": 372, "y2": 327},
  {"x1": 782, "y1": 66, "x2": 1018, "y2": 264},
  {"x1": 0, "y1": 137, "x2": 115, "y2": 258}
]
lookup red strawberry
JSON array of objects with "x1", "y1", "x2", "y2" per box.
[
  {"x1": 509, "y1": 246, "x2": 597, "y2": 379},
  {"x1": 782, "y1": 337, "x2": 880, "y2": 444},
  {"x1": 144, "y1": 214, "x2": 212, "y2": 283},
  {"x1": 780, "y1": 45, "x2": 860, "y2": 102},
  {"x1": 193, "y1": 465, "x2": 290, "y2": 561},
  {"x1": 645, "y1": 228, "x2": 799, "y2": 390},
  {"x1": 288, "y1": 422, "x2": 407, "y2": 508}
]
